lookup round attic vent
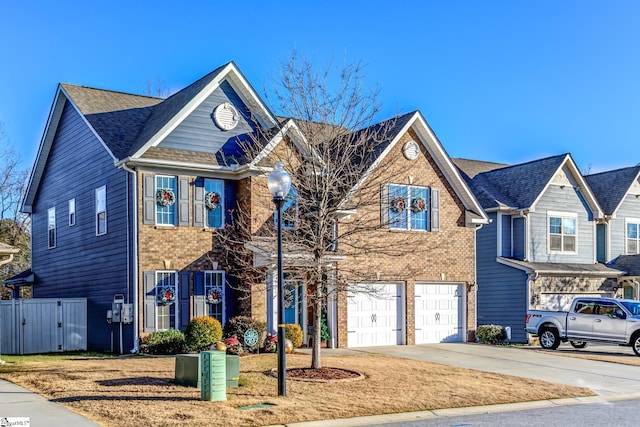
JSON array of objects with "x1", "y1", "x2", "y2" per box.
[
  {"x1": 403, "y1": 140, "x2": 420, "y2": 160},
  {"x1": 213, "y1": 102, "x2": 239, "y2": 131}
]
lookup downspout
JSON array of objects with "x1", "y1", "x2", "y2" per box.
[{"x1": 121, "y1": 163, "x2": 140, "y2": 353}]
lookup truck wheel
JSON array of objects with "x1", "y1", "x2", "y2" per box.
[
  {"x1": 632, "y1": 333, "x2": 640, "y2": 357},
  {"x1": 570, "y1": 341, "x2": 588, "y2": 349},
  {"x1": 539, "y1": 327, "x2": 560, "y2": 350}
]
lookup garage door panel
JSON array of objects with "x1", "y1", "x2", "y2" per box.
[
  {"x1": 415, "y1": 283, "x2": 464, "y2": 344},
  {"x1": 347, "y1": 284, "x2": 404, "y2": 347}
]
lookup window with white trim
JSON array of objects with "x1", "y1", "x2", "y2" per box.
[
  {"x1": 204, "y1": 271, "x2": 225, "y2": 323},
  {"x1": 386, "y1": 184, "x2": 432, "y2": 231},
  {"x1": 48, "y1": 207, "x2": 56, "y2": 249},
  {"x1": 69, "y1": 198, "x2": 76, "y2": 226},
  {"x1": 204, "y1": 179, "x2": 224, "y2": 228},
  {"x1": 548, "y1": 212, "x2": 577, "y2": 253},
  {"x1": 275, "y1": 186, "x2": 298, "y2": 230},
  {"x1": 96, "y1": 186, "x2": 107, "y2": 235},
  {"x1": 156, "y1": 271, "x2": 178, "y2": 331},
  {"x1": 626, "y1": 219, "x2": 640, "y2": 254},
  {"x1": 156, "y1": 176, "x2": 177, "y2": 225}
]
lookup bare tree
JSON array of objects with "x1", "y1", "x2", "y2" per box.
[
  {"x1": 215, "y1": 53, "x2": 436, "y2": 369},
  {"x1": 0, "y1": 121, "x2": 31, "y2": 298}
]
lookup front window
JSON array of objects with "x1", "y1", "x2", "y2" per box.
[
  {"x1": 281, "y1": 186, "x2": 298, "y2": 230},
  {"x1": 626, "y1": 221, "x2": 640, "y2": 254},
  {"x1": 48, "y1": 207, "x2": 56, "y2": 249},
  {"x1": 156, "y1": 271, "x2": 177, "y2": 330},
  {"x1": 96, "y1": 186, "x2": 107, "y2": 235},
  {"x1": 548, "y1": 213, "x2": 576, "y2": 253},
  {"x1": 389, "y1": 184, "x2": 430, "y2": 231},
  {"x1": 204, "y1": 179, "x2": 224, "y2": 228},
  {"x1": 204, "y1": 271, "x2": 225, "y2": 323},
  {"x1": 156, "y1": 176, "x2": 177, "y2": 225}
]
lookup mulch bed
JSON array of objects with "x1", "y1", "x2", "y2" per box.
[{"x1": 285, "y1": 367, "x2": 364, "y2": 382}]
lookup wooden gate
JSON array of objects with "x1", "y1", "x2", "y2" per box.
[{"x1": 0, "y1": 298, "x2": 87, "y2": 355}]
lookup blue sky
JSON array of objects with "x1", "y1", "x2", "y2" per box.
[{"x1": 2, "y1": 1, "x2": 640, "y2": 174}]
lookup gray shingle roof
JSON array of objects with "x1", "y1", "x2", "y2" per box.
[
  {"x1": 585, "y1": 166, "x2": 640, "y2": 215},
  {"x1": 452, "y1": 158, "x2": 508, "y2": 180},
  {"x1": 61, "y1": 84, "x2": 162, "y2": 159},
  {"x1": 499, "y1": 257, "x2": 625, "y2": 276},
  {"x1": 467, "y1": 154, "x2": 569, "y2": 210},
  {"x1": 609, "y1": 254, "x2": 640, "y2": 276}
]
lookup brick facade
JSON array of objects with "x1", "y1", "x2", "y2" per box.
[{"x1": 335, "y1": 129, "x2": 478, "y2": 347}]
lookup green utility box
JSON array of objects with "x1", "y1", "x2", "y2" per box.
[
  {"x1": 200, "y1": 351, "x2": 226, "y2": 401},
  {"x1": 225, "y1": 355, "x2": 240, "y2": 387},
  {"x1": 175, "y1": 354, "x2": 240, "y2": 389}
]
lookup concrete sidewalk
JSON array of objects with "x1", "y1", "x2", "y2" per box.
[{"x1": 0, "y1": 378, "x2": 99, "y2": 426}]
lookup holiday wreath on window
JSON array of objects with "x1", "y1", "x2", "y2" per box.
[
  {"x1": 206, "y1": 286, "x2": 222, "y2": 304},
  {"x1": 411, "y1": 197, "x2": 426, "y2": 213},
  {"x1": 390, "y1": 196, "x2": 407, "y2": 213},
  {"x1": 204, "y1": 191, "x2": 221, "y2": 211},
  {"x1": 156, "y1": 189, "x2": 176, "y2": 207},
  {"x1": 158, "y1": 285, "x2": 176, "y2": 305}
]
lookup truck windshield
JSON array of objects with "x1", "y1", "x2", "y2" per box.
[{"x1": 620, "y1": 301, "x2": 640, "y2": 315}]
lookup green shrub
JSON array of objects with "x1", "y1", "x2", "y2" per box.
[
  {"x1": 284, "y1": 323, "x2": 303, "y2": 349},
  {"x1": 185, "y1": 316, "x2": 223, "y2": 352},
  {"x1": 223, "y1": 316, "x2": 267, "y2": 352},
  {"x1": 321, "y1": 311, "x2": 330, "y2": 342},
  {"x1": 143, "y1": 329, "x2": 186, "y2": 354},
  {"x1": 475, "y1": 325, "x2": 507, "y2": 345}
]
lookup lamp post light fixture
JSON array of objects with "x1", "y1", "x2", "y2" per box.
[{"x1": 267, "y1": 161, "x2": 291, "y2": 397}]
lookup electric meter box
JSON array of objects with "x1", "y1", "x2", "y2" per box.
[{"x1": 121, "y1": 304, "x2": 133, "y2": 324}]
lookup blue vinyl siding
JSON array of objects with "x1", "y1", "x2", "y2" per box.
[
  {"x1": 528, "y1": 185, "x2": 595, "y2": 263},
  {"x1": 31, "y1": 102, "x2": 133, "y2": 352},
  {"x1": 476, "y1": 212, "x2": 529, "y2": 342},
  {"x1": 609, "y1": 194, "x2": 640, "y2": 261},
  {"x1": 500, "y1": 214, "x2": 511, "y2": 257},
  {"x1": 159, "y1": 81, "x2": 255, "y2": 153},
  {"x1": 513, "y1": 217, "x2": 525, "y2": 259}
]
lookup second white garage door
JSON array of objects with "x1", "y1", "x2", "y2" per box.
[
  {"x1": 415, "y1": 283, "x2": 464, "y2": 344},
  {"x1": 347, "y1": 284, "x2": 404, "y2": 347}
]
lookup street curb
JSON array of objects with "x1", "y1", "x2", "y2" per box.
[{"x1": 265, "y1": 392, "x2": 640, "y2": 427}]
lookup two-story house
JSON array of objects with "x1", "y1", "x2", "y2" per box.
[
  {"x1": 18, "y1": 62, "x2": 487, "y2": 352},
  {"x1": 585, "y1": 166, "x2": 640, "y2": 299},
  {"x1": 455, "y1": 154, "x2": 624, "y2": 342}
]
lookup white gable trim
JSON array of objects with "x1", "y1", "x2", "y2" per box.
[
  {"x1": 22, "y1": 86, "x2": 117, "y2": 212},
  {"x1": 249, "y1": 119, "x2": 320, "y2": 169},
  {"x1": 529, "y1": 155, "x2": 603, "y2": 219},
  {"x1": 611, "y1": 169, "x2": 640, "y2": 219},
  {"x1": 130, "y1": 63, "x2": 278, "y2": 159}
]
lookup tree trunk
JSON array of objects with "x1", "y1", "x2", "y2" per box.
[{"x1": 310, "y1": 282, "x2": 323, "y2": 369}]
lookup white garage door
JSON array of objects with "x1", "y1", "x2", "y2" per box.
[
  {"x1": 415, "y1": 283, "x2": 463, "y2": 344},
  {"x1": 347, "y1": 284, "x2": 404, "y2": 347}
]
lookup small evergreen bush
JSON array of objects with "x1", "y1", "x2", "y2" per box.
[
  {"x1": 284, "y1": 323, "x2": 303, "y2": 349},
  {"x1": 475, "y1": 325, "x2": 507, "y2": 345},
  {"x1": 223, "y1": 316, "x2": 267, "y2": 352},
  {"x1": 185, "y1": 316, "x2": 223, "y2": 352},
  {"x1": 321, "y1": 311, "x2": 331, "y2": 342},
  {"x1": 143, "y1": 329, "x2": 186, "y2": 354}
]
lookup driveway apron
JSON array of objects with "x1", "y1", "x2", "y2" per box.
[{"x1": 356, "y1": 343, "x2": 640, "y2": 397}]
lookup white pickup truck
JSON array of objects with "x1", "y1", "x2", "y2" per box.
[{"x1": 525, "y1": 297, "x2": 640, "y2": 356}]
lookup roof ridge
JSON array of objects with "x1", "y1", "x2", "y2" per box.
[
  {"x1": 60, "y1": 83, "x2": 163, "y2": 101},
  {"x1": 584, "y1": 164, "x2": 640, "y2": 177},
  {"x1": 477, "y1": 153, "x2": 568, "y2": 176}
]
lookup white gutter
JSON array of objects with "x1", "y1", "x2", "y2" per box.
[{"x1": 120, "y1": 163, "x2": 140, "y2": 353}]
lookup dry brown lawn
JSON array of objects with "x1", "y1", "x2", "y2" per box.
[{"x1": 0, "y1": 352, "x2": 594, "y2": 427}]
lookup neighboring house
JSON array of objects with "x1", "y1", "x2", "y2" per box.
[
  {"x1": 19, "y1": 62, "x2": 487, "y2": 353},
  {"x1": 585, "y1": 165, "x2": 640, "y2": 298},
  {"x1": 455, "y1": 154, "x2": 624, "y2": 342}
]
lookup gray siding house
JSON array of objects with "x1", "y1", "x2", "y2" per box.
[
  {"x1": 586, "y1": 166, "x2": 640, "y2": 299},
  {"x1": 455, "y1": 154, "x2": 624, "y2": 342}
]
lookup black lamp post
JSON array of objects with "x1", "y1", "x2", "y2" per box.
[{"x1": 267, "y1": 161, "x2": 291, "y2": 397}]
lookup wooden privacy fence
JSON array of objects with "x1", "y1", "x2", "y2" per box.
[{"x1": 0, "y1": 298, "x2": 87, "y2": 355}]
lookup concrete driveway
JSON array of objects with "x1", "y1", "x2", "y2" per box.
[{"x1": 353, "y1": 343, "x2": 640, "y2": 397}]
